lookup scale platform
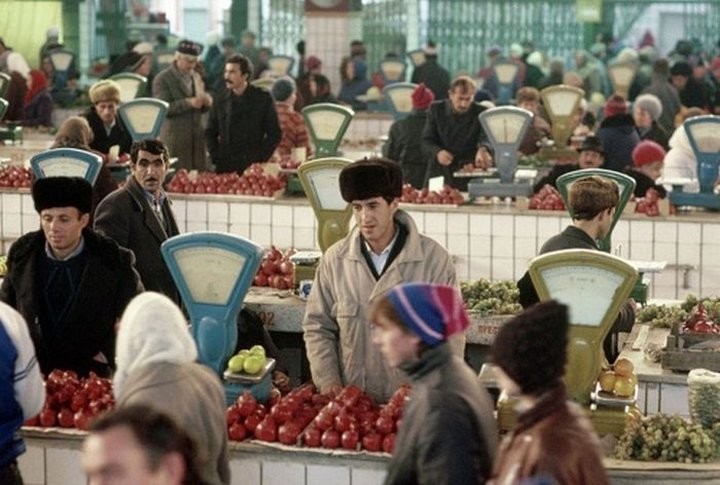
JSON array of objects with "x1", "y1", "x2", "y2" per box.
[{"x1": 669, "y1": 191, "x2": 720, "y2": 210}]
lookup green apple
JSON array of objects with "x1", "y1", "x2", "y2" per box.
[
  {"x1": 249, "y1": 345, "x2": 266, "y2": 357},
  {"x1": 228, "y1": 354, "x2": 246, "y2": 373},
  {"x1": 239, "y1": 349, "x2": 251, "y2": 357},
  {"x1": 243, "y1": 354, "x2": 266, "y2": 375}
]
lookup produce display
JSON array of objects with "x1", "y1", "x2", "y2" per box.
[
  {"x1": 681, "y1": 302, "x2": 719, "y2": 334},
  {"x1": 597, "y1": 358, "x2": 637, "y2": 398},
  {"x1": 227, "y1": 345, "x2": 268, "y2": 376},
  {"x1": 25, "y1": 370, "x2": 114, "y2": 430},
  {"x1": 614, "y1": 414, "x2": 717, "y2": 463},
  {"x1": 166, "y1": 164, "x2": 287, "y2": 196},
  {"x1": 636, "y1": 295, "x2": 720, "y2": 329},
  {"x1": 253, "y1": 245, "x2": 295, "y2": 290},
  {"x1": 226, "y1": 383, "x2": 409, "y2": 453},
  {"x1": 634, "y1": 188, "x2": 662, "y2": 217},
  {"x1": 0, "y1": 165, "x2": 32, "y2": 188},
  {"x1": 528, "y1": 184, "x2": 566, "y2": 211},
  {"x1": 399, "y1": 183, "x2": 465, "y2": 205},
  {"x1": 278, "y1": 155, "x2": 302, "y2": 171},
  {"x1": 460, "y1": 279, "x2": 522, "y2": 316}
]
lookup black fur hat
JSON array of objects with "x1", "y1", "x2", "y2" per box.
[
  {"x1": 32, "y1": 176, "x2": 93, "y2": 214},
  {"x1": 339, "y1": 158, "x2": 402, "y2": 203},
  {"x1": 491, "y1": 300, "x2": 569, "y2": 395}
]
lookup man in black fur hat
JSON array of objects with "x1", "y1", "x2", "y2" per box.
[
  {"x1": 303, "y1": 158, "x2": 459, "y2": 403},
  {"x1": 0, "y1": 177, "x2": 143, "y2": 377}
]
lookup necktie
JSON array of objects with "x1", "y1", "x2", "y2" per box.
[{"x1": 153, "y1": 200, "x2": 164, "y2": 226}]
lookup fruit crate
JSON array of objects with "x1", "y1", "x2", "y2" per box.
[{"x1": 661, "y1": 324, "x2": 720, "y2": 372}]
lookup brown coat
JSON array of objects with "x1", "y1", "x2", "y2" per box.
[{"x1": 490, "y1": 386, "x2": 609, "y2": 485}]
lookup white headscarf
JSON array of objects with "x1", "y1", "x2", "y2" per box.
[{"x1": 114, "y1": 292, "x2": 198, "y2": 395}]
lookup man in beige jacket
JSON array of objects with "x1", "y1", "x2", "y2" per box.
[{"x1": 302, "y1": 158, "x2": 458, "y2": 403}]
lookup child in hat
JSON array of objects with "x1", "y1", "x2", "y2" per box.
[
  {"x1": 489, "y1": 301, "x2": 609, "y2": 485},
  {"x1": 626, "y1": 140, "x2": 667, "y2": 198},
  {"x1": 369, "y1": 283, "x2": 496, "y2": 485}
]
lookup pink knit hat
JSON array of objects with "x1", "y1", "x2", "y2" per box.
[
  {"x1": 411, "y1": 83, "x2": 435, "y2": 110},
  {"x1": 632, "y1": 140, "x2": 666, "y2": 167},
  {"x1": 604, "y1": 94, "x2": 627, "y2": 118},
  {"x1": 386, "y1": 283, "x2": 469, "y2": 347}
]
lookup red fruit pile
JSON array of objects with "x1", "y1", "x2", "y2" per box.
[
  {"x1": 0, "y1": 166, "x2": 32, "y2": 189},
  {"x1": 529, "y1": 184, "x2": 565, "y2": 211},
  {"x1": 167, "y1": 164, "x2": 287, "y2": 196},
  {"x1": 400, "y1": 184, "x2": 465, "y2": 205},
  {"x1": 227, "y1": 384, "x2": 325, "y2": 444},
  {"x1": 635, "y1": 188, "x2": 661, "y2": 217},
  {"x1": 253, "y1": 245, "x2": 295, "y2": 289},
  {"x1": 278, "y1": 155, "x2": 302, "y2": 171},
  {"x1": 682, "y1": 303, "x2": 719, "y2": 334},
  {"x1": 26, "y1": 370, "x2": 114, "y2": 430}
]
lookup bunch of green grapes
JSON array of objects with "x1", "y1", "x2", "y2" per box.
[
  {"x1": 614, "y1": 414, "x2": 716, "y2": 463},
  {"x1": 460, "y1": 279, "x2": 522, "y2": 316},
  {"x1": 636, "y1": 304, "x2": 688, "y2": 329}
]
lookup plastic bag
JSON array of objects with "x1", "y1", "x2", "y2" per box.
[{"x1": 687, "y1": 368, "x2": 720, "y2": 428}]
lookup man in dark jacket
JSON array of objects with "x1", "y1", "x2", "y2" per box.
[
  {"x1": 422, "y1": 76, "x2": 492, "y2": 190},
  {"x1": 517, "y1": 176, "x2": 635, "y2": 361},
  {"x1": 94, "y1": 139, "x2": 180, "y2": 305},
  {"x1": 0, "y1": 177, "x2": 143, "y2": 377},
  {"x1": 383, "y1": 83, "x2": 434, "y2": 188},
  {"x1": 410, "y1": 44, "x2": 450, "y2": 101},
  {"x1": 83, "y1": 79, "x2": 133, "y2": 158},
  {"x1": 597, "y1": 94, "x2": 640, "y2": 172},
  {"x1": 532, "y1": 135, "x2": 604, "y2": 193},
  {"x1": 205, "y1": 54, "x2": 281, "y2": 174}
]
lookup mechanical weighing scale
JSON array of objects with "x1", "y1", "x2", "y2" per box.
[
  {"x1": 538, "y1": 85, "x2": 585, "y2": 161},
  {"x1": 607, "y1": 61, "x2": 637, "y2": 101},
  {"x1": 555, "y1": 168, "x2": 666, "y2": 305},
  {"x1": 115, "y1": 97, "x2": 170, "y2": 182},
  {"x1": 294, "y1": 158, "x2": 353, "y2": 287},
  {"x1": 30, "y1": 148, "x2": 103, "y2": 185},
  {"x1": 383, "y1": 82, "x2": 417, "y2": 121},
  {"x1": 301, "y1": 103, "x2": 355, "y2": 158},
  {"x1": 491, "y1": 60, "x2": 519, "y2": 106},
  {"x1": 160, "y1": 232, "x2": 268, "y2": 402},
  {"x1": 379, "y1": 58, "x2": 407, "y2": 86},
  {"x1": 465, "y1": 106, "x2": 535, "y2": 199},
  {"x1": 109, "y1": 73, "x2": 148, "y2": 103},
  {"x1": 267, "y1": 55, "x2": 295, "y2": 76},
  {"x1": 48, "y1": 49, "x2": 75, "y2": 90},
  {"x1": 667, "y1": 115, "x2": 720, "y2": 211}
]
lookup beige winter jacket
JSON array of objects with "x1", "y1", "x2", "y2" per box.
[{"x1": 302, "y1": 210, "x2": 458, "y2": 403}]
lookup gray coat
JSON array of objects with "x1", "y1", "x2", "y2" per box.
[
  {"x1": 303, "y1": 210, "x2": 458, "y2": 403},
  {"x1": 152, "y1": 63, "x2": 209, "y2": 171},
  {"x1": 117, "y1": 362, "x2": 230, "y2": 485},
  {"x1": 94, "y1": 176, "x2": 181, "y2": 305}
]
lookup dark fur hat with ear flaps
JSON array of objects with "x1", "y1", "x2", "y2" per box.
[
  {"x1": 339, "y1": 158, "x2": 403, "y2": 202},
  {"x1": 32, "y1": 176, "x2": 93, "y2": 214}
]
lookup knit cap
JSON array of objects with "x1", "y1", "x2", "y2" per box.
[
  {"x1": 411, "y1": 83, "x2": 435, "y2": 110},
  {"x1": 632, "y1": 140, "x2": 666, "y2": 167},
  {"x1": 604, "y1": 94, "x2": 627, "y2": 118},
  {"x1": 386, "y1": 283, "x2": 469, "y2": 347},
  {"x1": 633, "y1": 94, "x2": 662, "y2": 121}
]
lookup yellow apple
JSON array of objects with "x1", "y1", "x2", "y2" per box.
[{"x1": 598, "y1": 371, "x2": 617, "y2": 393}]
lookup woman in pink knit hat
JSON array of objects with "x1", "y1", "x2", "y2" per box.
[{"x1": 369, "y1": 283, "x2": 497, "y2": 485}]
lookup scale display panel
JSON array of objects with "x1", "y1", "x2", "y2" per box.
[
  {"x1": 385, "y1": 85, "x2": 414, "y2": 113},
  {"x1": 380, "y1": 60, "x2": 406, "y2": 82},
  {"x1": 481, "y1": 108, "x2": 532, "y2": 145},
  {"x1": 174, "y1": 246, "x2": 247, "y2": 306},
  {"x1": 686, "y1": 120, "x2": 720, "y2": 153},
  {"x1": 307, "y1": 110, "x2": 347, "y2": 140},
  {"x1": 118, "y1": 98, "x2": 168, "y2": 141},
  {"x1": 544, "y1": 89, "x2": 579, "y2": 116},
  {"x1": 307, "y1": 167, "x2": 349, "y2": 211},
  {"x1": 494, "y1": 62, "x2": 519, "y2": 84},
  {"x1": 537, "y1": 265, "x2": 624, "y2": 326},
  {"x1": 111, "y1": 74, "x2": 147, "y2": 103},
  {"x1": 30, "y1": 148, "x2": 103, "y2": 185}
]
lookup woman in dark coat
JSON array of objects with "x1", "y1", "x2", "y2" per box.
[
  {"x1": 22, "y1": 69, "x2": 53, "y2": 128},
  {"x1": 597, "y1": 94, "x2": 640, "y2": 172}
]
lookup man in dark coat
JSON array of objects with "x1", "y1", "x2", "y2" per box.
[
  {"x1": 382, "y1": 83, "x2": 435, "y2": 188},
  {"x1": 597, "y1": 94, "x2": 640, "y2": 172},
  {"x1": 517, "y1": 176, "x2": 635, "y2": 361},
  {"x1": 83, "y1": 79, "x2": 133, "y2": 157},
  {"x1": 422, "y1": 76, "x2": 492, "y2": 190},
  {"x1": 205, "y1": 54, "x2": 281, "y2": 174},
  {"x1": 532, "y1": 135, "x2": 605, "y2": 194},
  {"x1": 94, "y1": 139, "x2": 181, "y2": 305},
  {"x1": 0, "y1": 177, "x2": 143, "y2": 377},
  {"x1": 410, "y1": 44, "x2": 450, "y2": 101}
]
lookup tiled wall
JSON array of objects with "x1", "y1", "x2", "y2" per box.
[{"x1": 3, "y1": 191, "x2": 719, "y2": 300}]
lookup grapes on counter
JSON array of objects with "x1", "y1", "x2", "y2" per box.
[
  {"x1": 637, "y1": 295, "x2": 720, "y2": 329},
  {"x1": 614, "y1": 414, "x2": 717, "y2": 463},
  {"x1": 460, "y1": 279, "x2": 521, "y2": 316}
]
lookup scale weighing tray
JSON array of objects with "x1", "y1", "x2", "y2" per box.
[
  {"x1": 223, "y1": 358, "x2": 276, "y2": 384},
  {"x1": 592, "y1": 382, "x2": 638, "y2": 408}
]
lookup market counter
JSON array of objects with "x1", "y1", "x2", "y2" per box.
[{"x1": 18, "y1": 427, "x2": 720, "y2": 485}]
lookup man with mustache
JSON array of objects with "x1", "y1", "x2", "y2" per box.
[
  {"x1": 94, "y1": 139, "x2": 181, "y2": 305},
  {"x1": 205, "y1": 53, "x2": 281, "y2": 174}
]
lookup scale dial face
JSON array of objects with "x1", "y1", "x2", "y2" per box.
[
  {"x1": 484, "y1": 111, "x2": 530, "y2": 145},
  {"x1": 308, "y1": 167, "x2": 347, "y2": 211},
  {"x1": 687, "y1": 123, "x2": 720, "y2": 153},
  {"x1": 123, "y1": 104, "x2": 162, "y2": 135},
  {"x1": 537, "y1": 265, "x2": 625, "y2": 326},
  {"x1": 174, "y1": 246, "x2": 246, "y2": 305},
  {"x1": 39, "y1": 158, "x2": 90, "y2": 178},
  {"x1": 307, "y1": 110, "x2": 346, "y2": 140}
]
